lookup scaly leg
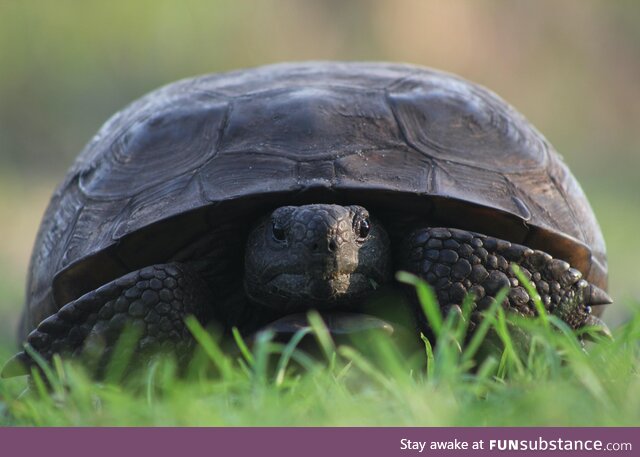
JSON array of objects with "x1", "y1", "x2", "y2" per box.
[
  {"x1": 399, "y1": 227, "x2": 612, "y2": 337},
  {"x1": 2, "y1": 263, "x2": 213, "y2": 377}
]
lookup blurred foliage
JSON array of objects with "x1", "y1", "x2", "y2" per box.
[
  {"x1": 2, "y1": 277, "x2": 640, "y2": 426},
  {"x1": 0, "y1": 0, "x2": 639, "y2": 343}
]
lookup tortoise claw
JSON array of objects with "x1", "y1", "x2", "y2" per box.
[
  {"x1": 582, "y1": 314, "x2": 613, "y2": 341},
  {"x1": 1, "y1": 351, "x2": 30, "y2": 378},
  {"x1": 585, "y1": 285, "x2": 613, "y2": 307}
]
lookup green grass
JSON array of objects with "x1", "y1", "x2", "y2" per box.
[{"x1": 1, "y1": 272, "x2": 639, "y2": 427}]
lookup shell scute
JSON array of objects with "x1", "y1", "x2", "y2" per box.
[
  {"x1": 388, "y1": 73, "x2": 547, "y2": 173},
  {"x1": 79, "y1": 95, "x2": 227, "y2": 200}
]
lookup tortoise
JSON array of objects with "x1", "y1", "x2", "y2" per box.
[{"x1": 2, "y1": 62, "x2": 612, "y2": 377}]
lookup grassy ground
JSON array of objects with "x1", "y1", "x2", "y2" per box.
[{"x1": 1, "y1": 273, "x2": 639, "y2": 427}]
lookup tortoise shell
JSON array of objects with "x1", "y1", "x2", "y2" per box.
[{"x1": 23, "y1": 62, "x2": 607, "y2": 335}]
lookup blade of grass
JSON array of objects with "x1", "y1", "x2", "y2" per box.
[
  {"x1": 236, "y1": 357, "x2": 252, "y2": 379},
  {"x1": 461, "y1": 289, "x2": 507, "y2": 365},
  {"x1": 494, "y1": 305, "x2": 524, "y2": 376},
  {"x1": 185, "y1": 316, "x2": 232, "y2": 381},
  {"x1": 287, "y1": 349, "x2": 320, "y2": 373},
  {"x1": 23, "y1": 344, "x2": 62, "y2": 395},
  {"x1": 368, "y1": 333, "x2": 413, "y2": 386},
  {"x1": 454, "y1": 293, "x2": 475, "y2": 343},
  {"x1": 29, "y1": 368, "x2": 51, "y2": 403},
  {"x1": 307, "y1": 310, "x2": 336, "y2": 364},
  {"x1": 421, "y1": 333, "x2": 435, "y2": 379},
  {"x1": 337, "y1": 346, "x2": 397, "y2": 395},
  {"x1": 52, "y1": 354, "x2": 66, "y2": 387},
  {"x1": 476, "y1": 355, "x2": 498, "y2": 381},
  {"x1": 145, "y1": 359, "x2": 160, "y2": 406},
  {"x1": 496, "y1": 347, "x2": 509, "y2": 380},
  {"x1": 335, "y1": 360, "x2": 353, "y2": 382},
  {"x1": 275, "y1": 327, "x2": 312, "y2": 386},
  {"x1": 104, "y1": 323, "x2": 144, "y2": 385},
  {"x1": 252, "y1": 329, "x2": 274, "y2": 386},
  {"x1": 511, "y1": 263, "x2": 550, "y2": 330},
  {"x1": 547, "y1": 315, "x2": 585, "y2": 352},
  {"x1": 232, "y1": 327, "x2": 254, "y2": 367},
  {"x1": 396, "y1": 271, "x2": 443, "y2": 338}
]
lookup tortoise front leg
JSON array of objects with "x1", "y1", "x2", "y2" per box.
[
  {"x1": 399, "y1": 227, "x2": 612, "y2": 336},
  {"x1": 2, "y1": 263, "x2": 214, "y2": 378}
]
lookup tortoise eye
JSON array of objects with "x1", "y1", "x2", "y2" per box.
[
  {"x1": 354, "y1": 216, "x2": 371, "y2": 240},
  {"x1": 272, "y1": 223, "x2": 286, "y2": 242}
]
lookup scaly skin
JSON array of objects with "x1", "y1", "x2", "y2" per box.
[
  {"x1": 2, "y1": 205, "x2": 611, "y2": 377},
  {"x1": 3, "y1": 263, "x2": 213, "y2": 377},
  {"x1": 399, "y1": 227, "x2": 611, "y2": 333}
]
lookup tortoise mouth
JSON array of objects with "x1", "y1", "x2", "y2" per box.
[
  {"x1": 244, "y1": 270, "x2": 379, "y2": 313},
  {"x1": 267, "y1": 272, "x2": 371, "y2": 302}
]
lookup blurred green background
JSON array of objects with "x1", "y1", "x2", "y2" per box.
[{"x1": 1, "y1": 0, "x2": 638, "y2": 347}]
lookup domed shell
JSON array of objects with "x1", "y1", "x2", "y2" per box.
[{"x1": 23, "y1": 62, "x2": 607, "y2": 333}]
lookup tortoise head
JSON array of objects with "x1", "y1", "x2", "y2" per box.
[{"x1": 244, "y1": 204, "x2": 391, "y2": 311}]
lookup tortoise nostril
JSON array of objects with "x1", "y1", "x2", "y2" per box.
[{"x1": 310, "y1": 239, "x2": 337, "y2": 253}]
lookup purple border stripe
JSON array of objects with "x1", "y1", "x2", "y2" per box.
[{"x1": 1, "y1": 427, "x2": 637, "y2": 457}]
